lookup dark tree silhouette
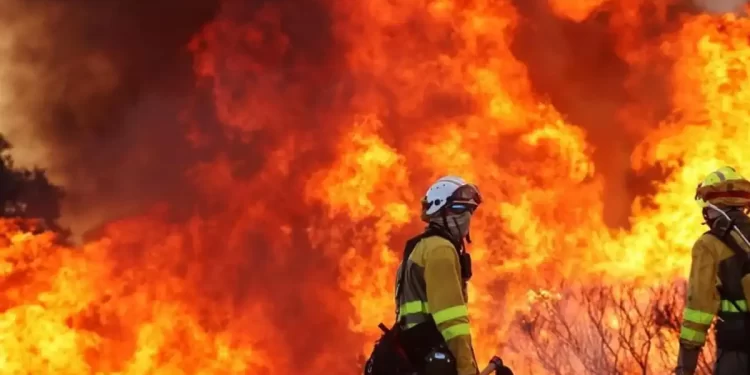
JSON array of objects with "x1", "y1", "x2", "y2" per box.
[{"x1": 0, "y1": 135, "x2": 66, "y2": 236}]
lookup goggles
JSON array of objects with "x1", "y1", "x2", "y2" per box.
[
  {"x1": 446, "y1": 203, "x2": 476, "y2": 215},
  {"x1": 449, "y1": 184, "x2": 482, "y2": 204},
  {"x1": 446, "y1": 184, "x2": 482, "y2": 213}
]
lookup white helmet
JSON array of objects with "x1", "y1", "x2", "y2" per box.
[{"x1": 421, "y1": 176, "x2": 482, "y2": 221}]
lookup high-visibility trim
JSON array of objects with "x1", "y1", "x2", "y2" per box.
[
  {"x1": 680, "y1": 326, "x2": 706, "y2": 344},
  {"x1": 400, "y1": 301, "x2": 429, "y2": 315},
  {"x1": 683, "y1": 308, "x2": 714, "y2": 325},
  {"x1": 441, "y1": 323, "x2": 471, "y2": 341},
  {"x1": 720, "y1": 299, "x2": 748, "y2": 313},
  {"x1": 432, "y1": 305, "x2": 469, "y2": 325},
  {"x1": 399, "y1": 300, "x2": 430, "y2": 328}
]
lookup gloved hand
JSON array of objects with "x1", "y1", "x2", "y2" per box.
[{"x1": 489, "y1": 356, "x2": 513, "y2": 375}]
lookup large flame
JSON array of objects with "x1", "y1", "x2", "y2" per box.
[{"x1": 1, "y1": 0, "x2": 749, "y2": 374}]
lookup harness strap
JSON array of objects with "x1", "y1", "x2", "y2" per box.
[
  {"x1": 394, "y1": 225, "x2": 462, "y2": 322},
  {"x1": 706, "y1": 224, "x2": 750, "y2": 374},
  {"x1": 706, "y1": 227, "x2": 749, "y2": 314}
]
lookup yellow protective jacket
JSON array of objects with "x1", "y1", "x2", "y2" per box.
[
  {"x1": 397, "y1": 235, "x2": 479, "y2": 375},
  {"x1": 677, "y1": 227, "x2": 750, "y2": 374}
]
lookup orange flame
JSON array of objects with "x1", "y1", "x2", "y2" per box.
[{"x1": 2, "y1": 1, "x2": 750, "y2": 374}]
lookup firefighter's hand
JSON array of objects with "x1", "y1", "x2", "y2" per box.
[{"x1": 486, "y1": 356, "x2": 513, "y2": 375}]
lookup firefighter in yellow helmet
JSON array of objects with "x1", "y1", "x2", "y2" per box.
[
  {"x1": 395, "y1": 175, "x2": 482, "y2": 375},
  {"x1": 676, "y1": 166, "x2": 750, "y2": 375}
]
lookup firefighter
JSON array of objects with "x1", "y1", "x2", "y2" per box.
[
  {"x1": 394, "y1": 175, "x2": 482, "y2": 375},
  {"x1": 676, "y1": 166, "x2": 750, "y2": 375}
]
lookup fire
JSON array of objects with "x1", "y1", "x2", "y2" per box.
[
  {"x1": 0, "y1": 217, "x2": 273, "y2": 374},
  {"x1": 546, "y1": 0, "x2": 607, "y2": 21},
  {"x1": 2, "y1": 0, "x2": 750, "y2": 374}
]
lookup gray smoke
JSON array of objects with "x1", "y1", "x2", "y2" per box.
[
  {"x1": 0, "y1": 0, "x2": 219, "y2": 238},
  {"x1": 693, "y1": 0, "x2": 747, "y2": 13}
]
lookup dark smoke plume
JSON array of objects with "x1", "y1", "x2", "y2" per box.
[{"x1": 0, "y1": 0, "x2": 220, "y2": 237}]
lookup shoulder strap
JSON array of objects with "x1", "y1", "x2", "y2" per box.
[
  {"x1": 705, "y1": 225, "x2": 750, "y2": 316},
  {"x1": 394, "y1": 226, "x2": 463, "y2": 321},
  {"x1": 394, "y1": 232, "x2": 431, "y2": 321},
  {"x1": 706, "y1": 223, "x2": 750, "y2": 260}
]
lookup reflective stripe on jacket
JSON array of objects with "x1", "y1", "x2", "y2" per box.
[
  {"x1": 397, "y1": 235, "x2": 478, "y2": 375},
  {"x1": 680, "y1": 231, "x2": 750, "y2": 348}
]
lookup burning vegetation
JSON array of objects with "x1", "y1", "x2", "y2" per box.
[{"x1": 0, "y1": 0, "x2": 748, "y2": 374}]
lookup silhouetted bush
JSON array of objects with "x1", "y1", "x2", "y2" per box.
[{"x1": 0, "y1": 135, "x2": 67, "y2": 237}]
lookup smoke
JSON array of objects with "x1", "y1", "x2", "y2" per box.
[
  {"x1": 0, "y1": 0, "x2": 220, "y2": 238},
  {"x1": 693, "y1": 0, "x2": 747, "y2": 13},
  {"x1": 0, "y1": 0, "x2": 720, "y2": 238}
]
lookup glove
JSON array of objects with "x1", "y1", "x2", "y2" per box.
[{"x1": 489, "y1": 356, "x2": 513, "y2": 375}]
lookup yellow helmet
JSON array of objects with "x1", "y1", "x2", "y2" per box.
[{"x1": 695, "y1": 166, "x2": 750, "y2": 208}]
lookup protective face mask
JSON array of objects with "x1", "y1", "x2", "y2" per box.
[
  {"x1": 434, "y1": 211, "x2": 471, "y2": 241},
  {"x1": 452, "y1": 212, "x2": 472, "y2": 238}
]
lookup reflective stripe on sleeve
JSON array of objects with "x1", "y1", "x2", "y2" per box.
[
  {"x1": 680, "y1": 326, "x2": 706, "y2": 344},
  {"x1": 441, "y1": 323, "x2": 471, "y2": 341},
  {"x1": 682, "y1": 308, "x2": 714, "y2": 325},
  {"x1": 432, "y1": 305, "x2": 469, "y2": 325}
]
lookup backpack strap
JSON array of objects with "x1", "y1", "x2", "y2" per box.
[
  {"x1": 394, "y1": 225, "x2": 467, "y2": 322},
  {"x1": 705, "y1": 224, "x2": 750, "y2": 316},
  {"x1": 394, "y1": 232, "x2": 431, "y2": 321},
  {"x1": 706, "y1": 220, "x2": 750, "y2": 262},
  {"x1": 425, "y1": 224, "x2": 472, "y2": 281}
]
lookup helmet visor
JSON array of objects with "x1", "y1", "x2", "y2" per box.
[
  {"x1": 449, "y1": 184, "x2": 482, "y2": 206},
  {"x1": 446, "y1": 203, "x2": 477, "y2": 215}
]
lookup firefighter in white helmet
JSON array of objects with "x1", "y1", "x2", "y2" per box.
[{"x1": 393, "y1": 175, "x2": 482, "y2": 375}]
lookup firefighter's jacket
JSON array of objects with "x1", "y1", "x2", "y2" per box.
[
  {"x1": 678, "y1": 212, "x2": 750, "y2": 374},
  {"x1": 396, "y1": 235, "x2": 479, "y2": 375}
]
